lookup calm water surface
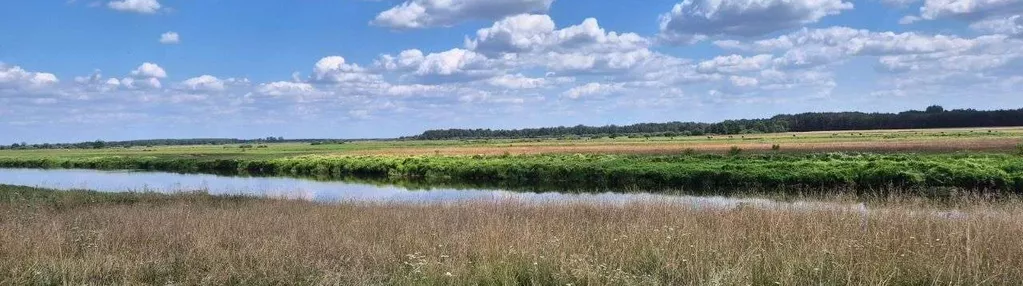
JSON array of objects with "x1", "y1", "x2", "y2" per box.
[{"x1": 0, "y1": 168, "x2": 866, "y2": 211}]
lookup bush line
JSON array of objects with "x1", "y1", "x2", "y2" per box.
[{"x1": 1, "y1": 153, "x2": 1022, "y2": 193}]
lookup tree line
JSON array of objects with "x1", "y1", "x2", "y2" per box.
[
  {"x1": 0, "y1": 137, "x2": 344, "y2": 150},
  {"x1": 412, "y1": 106, "x2": 1023, "y2": 140}
]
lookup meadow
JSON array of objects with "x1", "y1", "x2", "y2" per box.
[
  {"x1": 2, "y1": 185, "x2": 1022, "y2": 285},
  {"x1": 2, "y1": 128, "x2": 1023, "y2": 284},
  {"x1": 3, "y1": 126, "x2": 1022, "y2": 160}
]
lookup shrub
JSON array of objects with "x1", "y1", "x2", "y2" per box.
[{"x1": 728, "y1": 146, "x2": 743, "y2": 156}]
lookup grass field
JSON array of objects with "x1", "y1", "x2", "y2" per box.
[
  {"x1": 2, "y1": 127, "x2": 1022, "y2": 160},
  {"x1": 2, "y1": 185, "x2": 1021, "y2": 285}
]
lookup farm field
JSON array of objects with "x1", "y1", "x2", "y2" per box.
[
  {"x1": 2, "y1": 185, "x2": 1021, "y2": 285},
  {"x1": 2, "y1": 126, "x2": 1022, "y2": 160}
]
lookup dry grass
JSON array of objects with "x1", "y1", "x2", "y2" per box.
[
  {"x1": 2, "y1": 194, "x2": 1022, "y2": 285},
  {"x1": 352, "y1": 137, "x2": 1022, "y2": 156}
]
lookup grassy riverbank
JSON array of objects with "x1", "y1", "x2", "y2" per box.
[
  {"x1": 2, "y1": 153, "x2": 1023, "y2": 193},
  {"x1": 1, "y1": 185, "x2": 1021, "y2": 285}
]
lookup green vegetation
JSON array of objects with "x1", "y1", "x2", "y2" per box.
[
  {"x1": 0, "y1": 184, "x2": 255, "y2": 211},
  {"x1": 3, "y1": 153, "x2": 1022, "y2": 193}
]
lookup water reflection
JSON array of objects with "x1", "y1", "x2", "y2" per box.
[{"x1": 0, "y1": 168, "x2": 866, "y2": 212}]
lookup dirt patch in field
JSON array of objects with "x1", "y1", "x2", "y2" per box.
[{"x1": 350, "y1": 138, "x2": 1022, "y2": 155}]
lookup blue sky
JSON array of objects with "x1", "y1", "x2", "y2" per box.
[{"x1": 2, "y1": 0, "x2": 1022, "y2": 142}]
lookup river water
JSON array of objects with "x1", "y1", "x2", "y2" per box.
[{"x1": 0, "y1": 168, "x2": 867, "y2": 212}]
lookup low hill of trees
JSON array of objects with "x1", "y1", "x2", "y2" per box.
[
  {"x1": 1, "y1": 137, "x2": 356, "y2": 150},
  {"x1": 412, "y1": 106, "x2": 1023, "y2": 140}
]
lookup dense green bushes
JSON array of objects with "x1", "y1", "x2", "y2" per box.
[{"x1": 2, "y1": 153, "x2": 1023, "y2": 193}]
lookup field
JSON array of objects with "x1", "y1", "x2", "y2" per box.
[
  {"x1": 2, "y1": 127, "x2": 1022, "y2": 160},
  {"x1": 3, "y1": 127, "x2": 1023, "y2": 284},
  {"x1": 2, "y1": 185, "x2": 1022, "y2": 285}
]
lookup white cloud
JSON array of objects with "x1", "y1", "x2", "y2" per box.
[
  {"x1": 729, "y1": 75, "x2": 760, "y2": 87},
  {"x1": 181, "y1": 75, "x2": 225, "y2": 92},
  {"x1": 658, "y1": 0, "x2": 853, "y2": 44},
  {"x1": 485, "y1": 74, "x2": 549, "y2": 89},
  {"x1": 131, "y1": 62, "x2": 167, "y2": 78},
  {"x1": 417, "y1": 48, "x2": 492, "y2": 76},
  {"x1": 730, "y1": 27, "x2": 980, "y2": 57},
  {"x1": 117, "y1": 77, "x2": 162, "y2": 89},
  {"x1": 312, "y1": 56, "x2": 382, "y2": 83},
  {"x1": 376, "y1": 48, "x2": 498, "y2": 82},
  {"x1": 466, "y1": 14, "x2": 648, "y2": 56},
  {"x1": 0, "y1": 63, "x2": 59, "y2": 90},
  {"x1": 918, "y1": 0, "x2": 1023, "y2": 21},
  {"x1": 107, "y1": 0, "x2": 161, "y2": 14},
  {"x1": 159, "y1": 32, "x2": 179, "y2": 44},
  {"x1": 372, "y1": 0, "x2": 554, "y2": 29},
  {"x1": 697, "y1": 54, "x2": 775, "y2": 74},
  {"x1": 971, "y1": 15, "x2": 1023, "y2": 36},
  {"x1": 376, "y1": 49, "x2": 426, "y2": 71},
  {"x1": 562, "y1": 82, "x2": 621, "y2": 99},
  {"x1": 257, "y1": 81, "x2": 319, "y2": 96}
]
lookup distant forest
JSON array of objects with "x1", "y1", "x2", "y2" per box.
[
  {"x1": 412, "y1": 106, "x2": 1023, "y2": 140},
  {"x1": 1, "y1": 137, "x2": 353, "y2": 150},
  {"x1": 7, "y1": 105, "x2": 1023, "y2": 149}
]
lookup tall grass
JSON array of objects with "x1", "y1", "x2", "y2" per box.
[{"x1": 1, "y1": 185, "x2": 1021, "y2": 284}]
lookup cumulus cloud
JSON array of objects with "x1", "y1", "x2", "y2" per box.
[
  {"x1": 562, "y1": 82, "x2": 621, "y2": 99},
  {"x1": 971, "y1": 15, "x2": 1023, "y2": 36},
  {"x1": 417, "y1": 49, "x2": 494, "y2": 76},
  {"x1": 107, "y1": 0, "x2": 161, "y2": 14},
  {"x1": 159, "y1": 32, "x2": 179, "y2": 44},
  {"x1": 376, "y1": 49, "x2": 427, "y2": 71},
  {"x1": 697, "y1": 54, "x2": 775, "y2": 73},
  {"x1": 0, "y1": 63, "x2": 59, "y2": 90},
  {"x1": 378, "y1": 48, "x2": 498, "y2": 82},
  {"x1": 485, "y1": 74, "x2": 557, "y2": 89},
  {"x1": 257, "y1": 81, "x2": 319, "y2": 96},
  {"x1": 131, "y1": 62, "x2": 167, "y2": 79},
  {"x1": 466, "y1": 14, "x2": 648, "y2": 56},
  {"x1": 723, "y1": 27, "x2": 980, "y2": 57},
  {"x1": 372, "y1": 0, "x2": 554, "y2": 29},
  {"x1": 658, "y1": 0, "x2": 853, "y2": 44},
  {"x1": 311, "y1": 56, "x2": 382, "y2": 84},
  {"x1": 180, "y1": 75, "x2": 225, "y2": 92},
  {"x1": 118, "y1": 77, "x2": 162, "y2": 89},
  {"x1": 917, "y1": 0, "x2": 1023, "y2": 21}
]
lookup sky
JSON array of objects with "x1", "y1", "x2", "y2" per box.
[{"x1": 2, "y1": 0, "x2": 1022, "y2": 142}]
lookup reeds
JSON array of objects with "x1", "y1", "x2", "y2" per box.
[{"x1": 1, "y1": 186, "x2": 1021, "y2": 285}]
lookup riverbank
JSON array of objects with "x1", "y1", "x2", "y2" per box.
[
  {"x1": 1, "y1": 185, "x2": 1020, "y2": 284},
  {"x1": 2, "y1": 153, "x2": 1023, "y2": 194}
]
